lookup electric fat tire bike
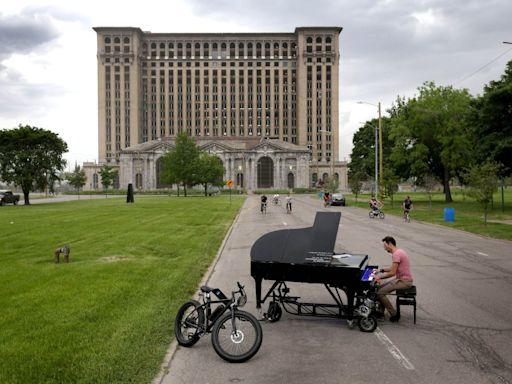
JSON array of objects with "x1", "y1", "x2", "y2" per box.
[{"x1": 174, "y1": 282, "x2": 263, "y2": 363}]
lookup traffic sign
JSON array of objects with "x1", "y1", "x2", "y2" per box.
[{"x1": 226, "y1": 179, "x2": 234, "y2": 188}]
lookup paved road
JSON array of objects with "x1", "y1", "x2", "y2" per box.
[{"x1": 158, "y1": 194, "x2": 512, "y2": 384}]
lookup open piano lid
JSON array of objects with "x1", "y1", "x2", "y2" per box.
[{"x1": 250, "y1": 212, "x2": 367, "y2": 267}]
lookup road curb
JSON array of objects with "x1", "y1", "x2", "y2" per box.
[{"x1": 153, "y1": 202, "x2": 245, "y2": 384}]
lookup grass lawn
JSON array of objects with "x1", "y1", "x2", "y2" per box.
[
  {"x1": 345, "y1": 188, "x2": 512, "y2": 241},
  {"x1": 0, "y1": 195, "x2": 244, "y2": 384}
]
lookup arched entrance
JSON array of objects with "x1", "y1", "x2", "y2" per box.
[
  {"x1": 287, "y1": 172, "x2": 295, "y2": 189},
  {"x1": 257, "y1": 156, "x2": 273, "y2": 188},
  {"x1": 236, "y1": 173, "x2": 244, "y2": 188}
]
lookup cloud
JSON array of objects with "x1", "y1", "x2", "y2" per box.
[
  {"x1": 0, "y1": 9, "x2": 63, "y2": 121},
  {"x1": 0, "y1": 10, "x2": 60, "y2": 62}
]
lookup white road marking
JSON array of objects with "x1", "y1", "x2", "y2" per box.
[
  {"x1": 374, "y1": 328, "x2": 415, "y2": 370},
  {"x1": 476, "y1": 251, "x2": 489, "y2": 257}
]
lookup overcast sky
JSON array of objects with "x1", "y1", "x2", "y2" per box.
[{"x1": 1, "y1": 0, "x2": 511, "y2": 169}]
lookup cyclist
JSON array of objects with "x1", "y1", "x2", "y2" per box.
[
  {"x1": 402, "y1": 196, "x2": 413, "y2": 222},
  {"x1": 369, "y1": 196, "x2": 383, "y2": 212},
  {"x1": 323, "y1": 192, "x2": 332, "y2": 207},
  {"x1": 285, "y1": 194, "x2": 292, "y2": 213},
  {"x1": 260, "y1": 195, "x2": 268, "y2": 213}
]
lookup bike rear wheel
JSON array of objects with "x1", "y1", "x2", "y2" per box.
[
  {"x1": 174, "y1": 300, "x2": 205, "y2": 347},
  {"x1": 211, "y1": 310, "x2": 263, "y2": 363}
]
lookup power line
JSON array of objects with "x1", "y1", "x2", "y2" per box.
[{"x1": 454, "y1": 46, "x2": 512, "y2": 86}]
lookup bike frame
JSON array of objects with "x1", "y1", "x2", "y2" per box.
[{"x1": 191, "y1": 288, "x2": 242, "y2": 335}]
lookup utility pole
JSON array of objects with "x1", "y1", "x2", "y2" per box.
[{"x1": 378, "y1": 101, "x2": 383, "y2": 198}]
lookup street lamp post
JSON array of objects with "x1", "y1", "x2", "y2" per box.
[
  {"x1": 357, "y1": 101, "x2": 384, "y2": 195},
  {"x1": 358, "y1": 101, "x2": 382, "y2": 196}
]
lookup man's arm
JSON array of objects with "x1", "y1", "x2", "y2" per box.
[{"x1": 378, "y1": 262, "x2": 398, "y2": 279}]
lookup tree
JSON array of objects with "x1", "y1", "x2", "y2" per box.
[
  {"x1": 160, "y1": 133, "x2": 200, "y2": 197},
  {"x1": 99, "y1": 165, "x2": 118, "y2": 196},
  {"x1": 325, "y1": 175, "x2": 339, "y2": 195},
  {"x1": 348, "y1": 117, "x2": 393, "y2": 193},
  {"x1": 348, "y1": 121, "x2": 377, "y2": 181},
  {"x1": 470, "y1": 60, "x2": 512, "y2": 175},
  {"x1": 416, "y1": 172, "x2": 437, "y2": 220},
  {"x1": 0, "y1": 125, "x2": 68, "y2": 205},
  {"x1": 382, "y1": 169, "x2": 399, "y2": 207},
  {"x1": 388, "y1": 82, "x2": 474, "y2": 202},
  {"x1": 465, "y1": 161, "x2": 501, "y2": 226},
  {"x1": 348, "y1": 172, "x2": 364, "y2": 202},
  {"x1": 66, "y1": 164, "x2": 87, "y2": 198},
  {"x1": 196, "y1": 153, "x2": 224, "y2": 196}
]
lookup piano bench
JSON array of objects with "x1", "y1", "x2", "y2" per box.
[{"x1": 395, "y1": 285, "x2": 417, "y2": 324}]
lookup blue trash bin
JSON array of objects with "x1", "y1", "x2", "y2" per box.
[{"x1": 444, "y1": 208, "x2": 455, "y2": 222}]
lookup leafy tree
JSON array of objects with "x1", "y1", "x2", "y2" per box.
[
  {"x1": 0, "y1": 125, "x2": 68, "y2": 205},
  {"x1": 196, "y1": 153, "x2": 224, "y2": 196},
  {"x1": 470, "y1": 60, "x2": 512, "y2": 175},
  {"x1": 99, "y1": 165, "x2": 118, "y2": 196},
  {"x1": 388, "y1": 82, "x2": 474, "y2": 202},
  {"x1": 66, "y1": 164, "x2": 87, "y2": 197},
  {"x1": 348, "y1": 172, "x2": 364, "y2": 202},
  {"x1": 465, "y1": 160, "x2": 502, "y2": 226},
  {"x1": 348, "y1": 117, "x2": 393, "y2": 196},
  {"x1": 348, "y1": 121, "x2": 376, "y2": 181},
  {"x1": 324, "y1": 174, "x2": 339, "y2": 195},
  {"x1": 416, "y1": 172, "x2": 437, "y2": 219},
  {"x1": 382, "y1": 169, "x2": 399, "y2": 208},
  {"x1": 160, "y1": 133, "x2": 200, "y2": 197}
]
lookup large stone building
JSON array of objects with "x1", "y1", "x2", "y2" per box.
[{"x1": 85, "y1": 26, "x2": 347, "y2": 191}]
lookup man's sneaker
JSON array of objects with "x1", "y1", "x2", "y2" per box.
[{"x1": 389, "y1": 314, "x2": 400, "y2": 322}]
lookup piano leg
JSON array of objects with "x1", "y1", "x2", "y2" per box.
[
  {"x1": 346, "y1": 288, "x2": 355, "y2": 321},
  {"x1": 254, "y1": 277, "x2": 262, "y2": 309}
]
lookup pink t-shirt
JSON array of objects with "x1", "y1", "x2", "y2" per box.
[{"x1": 392, "y1": 248, "x2": 413, "y2": 282}]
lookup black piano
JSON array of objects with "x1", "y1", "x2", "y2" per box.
[{"x1": 250, "y1": 212, "x2": 380, "y2": 332}]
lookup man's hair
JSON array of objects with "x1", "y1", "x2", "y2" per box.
[{"x1": 382, "y1": 236, "x2": 396, "y2": 246}]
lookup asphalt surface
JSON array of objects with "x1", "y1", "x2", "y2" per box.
[{"x1": 156, "y1": 195, "x2": 512, "y2": 384}]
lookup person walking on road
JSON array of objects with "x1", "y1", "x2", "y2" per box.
[
  {"x1": 373, "y1": 236, "x2": 413, "y2": 322},
  {"x1": 402, "y1": 196, "x2": 413, "y2": 222},
  {"x1": 285, "y1": 194, "x2": 292, "y2": 213},
  {"x1": 260, "y1": 195, "x2": 268, "y2": 214}
]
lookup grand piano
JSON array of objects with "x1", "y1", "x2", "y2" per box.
[{"x1": 250, "y1": 212, "x2": 380, "y2": 332}]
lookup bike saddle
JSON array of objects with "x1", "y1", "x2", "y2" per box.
[{"x1": 200, "y1": 285, "x2": 214, "y2": 293}]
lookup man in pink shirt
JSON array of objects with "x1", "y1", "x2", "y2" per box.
[{"x1": 374, "y1": 236, "x2": 413, "y2": 322}]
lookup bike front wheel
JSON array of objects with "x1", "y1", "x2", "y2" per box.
[
  {"x1": 211, "y1": 310, "x2": 263, "y2": 363},
  {"x1": 174, "y1": 300, "x2": 205, "y2": 347}
]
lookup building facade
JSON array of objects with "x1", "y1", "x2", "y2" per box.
[{"x1": 87, "y1": 26, "x2": 347, "y2": 191}]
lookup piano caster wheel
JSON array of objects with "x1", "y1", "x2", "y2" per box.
[
  {"x1": 267, "y1": 302, "x2": 282, "y2": 322},
  {"x1": 358, "y1": 315, "x2": 377, "y2": 332}
]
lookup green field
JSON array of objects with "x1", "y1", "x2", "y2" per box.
[
  {"x1": 346, "y1": 189, "x2": 512, "y2": 241},
  {"x1": 0, "y1": 196, "x2": 245, "y2": 383}
]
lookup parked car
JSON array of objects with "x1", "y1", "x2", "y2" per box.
[
  {"x1": 331, "y1": 193, "x2": 346, "y2": 206},
  {"x1": 0, "y1": 190, "x2": 20, "y2": 205}
]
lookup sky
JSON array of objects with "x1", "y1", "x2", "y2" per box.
[{"x1": 1, "y1": 0, "x2": 511, "y2": 169}]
